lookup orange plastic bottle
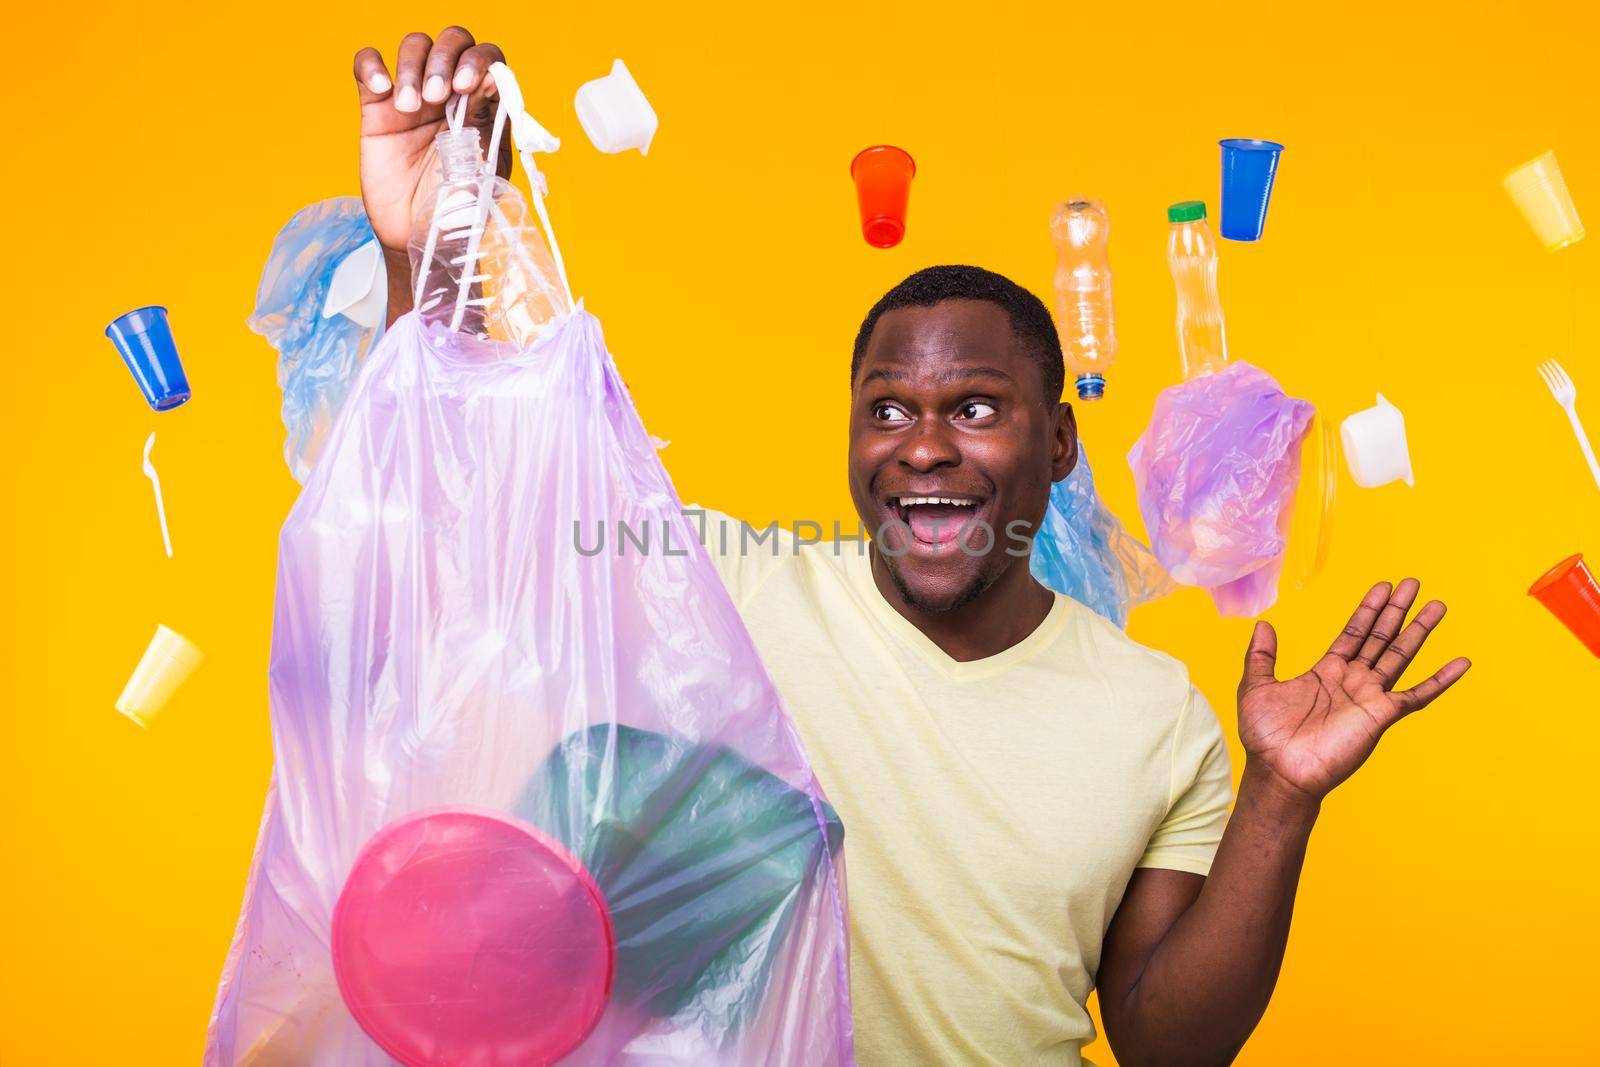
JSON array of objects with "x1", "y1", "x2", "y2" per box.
[{"x1": 1050, "y1": 198, "x2": 1117, "y2": 400}]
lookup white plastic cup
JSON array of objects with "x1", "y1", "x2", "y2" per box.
[
  {"x1": 574, "y1": 59, "x2": 657, "y2": 155},
  {"x1": 323, "y1": 239, "x2": 387, "y2": 329},
  {"x1": 116, "y1": 624, "x2": 204, "y2": 728},
  {"x1": 1340, "y1": 394, "x2": 1414, "y2": 489}
]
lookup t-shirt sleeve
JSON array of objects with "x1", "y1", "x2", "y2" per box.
[
  {"x1": 1136, "y1": 684, "x2": 1235, "y2": 877},
  {"x1": 682, "y1": 505, "x2": 797, "y2": 610}
]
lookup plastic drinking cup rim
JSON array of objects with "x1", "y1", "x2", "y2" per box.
[
  {"x1": 1219, "y1": 138, "x2": 1285, "y2": 154},
  {"x1": 1502, "y1": 150, "x2": 1564, "y2": 192},
  {"x1": 851, "y1": 144, "x2": 916, "y2": 180},
  {"x1": 105, "y1": 305, "x2": 171, "y2": 336},
  {"x1": 1527, "y1": 552, "x2": 1591, "y2": 597}
]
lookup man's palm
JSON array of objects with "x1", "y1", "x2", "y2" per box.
[
  {"x1": 1237, "y1": 580, "x2": 1470, "y2": 800},
  {"x1": 358, "y1": 99, "x2": 451, "y2": 252}
]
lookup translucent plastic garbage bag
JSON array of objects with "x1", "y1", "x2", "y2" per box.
[
  {"x1": 249, "y1": 197, "x2": 385, "y2": 483},
  {"x1": 1128, "y1": 362, "x2": 1313, "y2": 617},
  {"x1": 1029, "y1": 446, "x2": 1173, "y2": 627},
  {"x1": 208, "y1": 88, "x2": 852, "y2": 1064},
  {"x1": 205, "y1": 306, "x2": 853, "y2": 1067}
]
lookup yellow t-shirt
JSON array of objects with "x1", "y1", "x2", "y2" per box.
[{"x1": 693, "y1": 512, "x2": 1234, "y2": 1066}]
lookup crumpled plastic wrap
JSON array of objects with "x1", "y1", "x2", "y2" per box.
[
  {"x1": 1128, "y1": 362, "x2": 1314, "y2": 617},
  {"x1": 249, "y1": 198, "x2": 385, "y2": 483},
  {"x1": 1029, "y1": 446, "x2": 1173, "y2": 627}
]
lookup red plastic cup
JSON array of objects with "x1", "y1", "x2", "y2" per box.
[
  {"x1": 332, "y1": 807, "x2": 614, "y2": 1067},
  {"x1": 1528, "y1": 553, "x2": 1600, "y2": 657},
  {"x1": 851, "y1": 145, "x2": 916, "y2": 248}
]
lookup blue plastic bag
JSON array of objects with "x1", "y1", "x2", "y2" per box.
[
  {"x1": 249, "y1": 197, "x2": 385, "y2": 482},
  {"x1": 1030, "y1": 446, "x2": 1173, "y2": 627}
]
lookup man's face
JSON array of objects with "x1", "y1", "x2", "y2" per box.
[{"x1": 848, "y1": 299, "x2": 1078, "y2": 613}]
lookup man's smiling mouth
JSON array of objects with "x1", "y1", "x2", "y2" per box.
[{"x1": 886, "y1": 494, "x2": 989, "y2": 547}]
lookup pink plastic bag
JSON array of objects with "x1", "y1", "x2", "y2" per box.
[
  {"x1": 206, "y1": 72, "x2": 852, "y2": 1067},
  {"x1": 1128, "y1": 362, "x2": 1313, "y2": 617}
]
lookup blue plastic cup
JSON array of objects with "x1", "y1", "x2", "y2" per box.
[
  {"x1": 106, "y1": 306, "x2": 191, "y2": 411},
  {"x1": 1218, "y1": 138, "x2": 1285, "y2": 242}
]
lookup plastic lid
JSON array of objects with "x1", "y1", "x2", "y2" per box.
[
  {"x1": 332, "y1": 807, "x2": 614, "y2": 1067},
  {"x1": 1168, "y1": 200, "x2": 1207, "y2": 223}
]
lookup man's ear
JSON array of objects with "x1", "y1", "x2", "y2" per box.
[{"x1": 1051, "y1": 402, "x2": 1080, "y2": 482}]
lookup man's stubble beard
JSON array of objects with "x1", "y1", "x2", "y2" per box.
[{"x1": 877, "y1": 547, "x2": 1005, "y2": 615}]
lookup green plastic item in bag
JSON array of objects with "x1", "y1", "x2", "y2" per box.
[{"x1": 515, "y1": 724, "x2": 844, "y2": 1029}]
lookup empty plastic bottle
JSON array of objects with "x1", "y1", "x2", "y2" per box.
[
  {"x1": 409, "y1": 125, "x2": 568, "y2": 344},
  {"x1": 1050, "y1": 198, "x2": 1118, "y2": 400},
  {"x1": 1166, "y1": 201, "x2": 1229, "y2": 381}
]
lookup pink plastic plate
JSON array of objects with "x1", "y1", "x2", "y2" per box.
[{"x1": 332, "y1": 806, "x2": 614, "y2": 1067}]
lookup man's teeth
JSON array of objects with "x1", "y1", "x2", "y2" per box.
[{"x1": 896, "y1": 496, "x2": 976, "y2": 507}]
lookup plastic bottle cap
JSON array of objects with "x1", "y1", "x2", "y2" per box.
[
  {"x1": 1075, "y1": 374, "x2": 1106, "y2": 401},
  {"x1": 1168, "y1": 201, "x2": 1207, "y2": 223}
]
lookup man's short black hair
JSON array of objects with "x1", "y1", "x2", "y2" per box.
[{"x1": 851, "y1": 264, "x2": 1065, "y2": 404}]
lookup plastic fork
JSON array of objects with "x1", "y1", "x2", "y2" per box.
[
  {"x1": 142, "y1": 432, "x2": 173, "y2": 558},
  {"x1": 1538, "y1": 359, "x2": 1600, "y2": 498}
]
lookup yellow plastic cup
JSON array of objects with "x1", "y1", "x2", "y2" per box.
[
  {"x1": 1502, "y1": 150, "x2": 1585, "y2": 252},
  {"x1": 116, "y1": 624, "x2": 204, "y2": 728}
]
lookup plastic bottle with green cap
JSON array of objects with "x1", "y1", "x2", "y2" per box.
[{"x1": 1166, "y1": 200, "x2": 1229, "y2": 380}]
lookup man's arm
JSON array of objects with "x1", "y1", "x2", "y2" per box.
[
  {"x1": 1097, "y1": 769, "x2": 1315, "y2": 1066},
  {"x1": 1097, "y1": 579, "x2": 1471, "y2": 1067},
  {"x1": 384, "y1": 246, "x2": 414, "y2": 326}
]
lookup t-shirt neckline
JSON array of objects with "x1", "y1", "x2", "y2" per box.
[{"x1": 841, "y1": 546, "x2": 1074, "y2": 682}]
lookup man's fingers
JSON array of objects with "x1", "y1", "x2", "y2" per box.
[
  {"x1": 1240, "y1": 620, "x2": 1279, "y2": 693},
  {"x1": 353, "y1": 47, "x2": 393, "y2": 99},
  {"x1": 1373, "y1": 599, "x2": 1447, "y2": 688},
  {"x1": 1354, "y1": 577, "x2": 1420, "y2": 667},
  {"x1": 454, "y1": 44, "x2": 511, "y2": 174},
  {"x1": 393, "y1": 32, "x2": 433, "y2": 112},
  {"x1": 1392, "y1": 657, "x2": 1472, "y2": 718},
  {"x1": 1327, "y1": 581, "x2": 1393, "y2": 659},
  {"x1": 423, "y1": 26, "x2": 476, "y2": 104},
  {"x1": 454, "y1": 42, "x2": 505, "y2": 96}
]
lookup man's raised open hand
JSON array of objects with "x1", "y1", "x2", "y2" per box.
[{"x1": 1236, "y1": 579, "x2": 1472, "y2": 802}]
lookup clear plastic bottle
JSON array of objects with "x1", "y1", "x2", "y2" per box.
[
  {"x1": 1166, "y1": 200, "x2": 1229, "y2": 380},
  {"x1": 409, "y1": 126, "x2": 568, "y2": 344},
  {"x1": 1050, "y1": 198, "x2": 1117, "y2": 400}
]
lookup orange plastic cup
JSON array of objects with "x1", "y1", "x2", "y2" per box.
[
  {"x1": 851, "y1": 145, "x2": 916, "y2": 249},
  {"x1": 1528, "y1": 553, "x2": 1600, "y2": 657}
]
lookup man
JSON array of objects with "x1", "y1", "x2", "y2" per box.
[{"x1": 349, "y1": 29, "x2": 1471, "y2": 1066}]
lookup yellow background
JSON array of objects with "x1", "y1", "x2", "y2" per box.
[{"x1": 3, "y1": 1, "x2": 1597, "y2": 1063}]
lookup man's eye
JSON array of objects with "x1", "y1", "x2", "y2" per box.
[
  {"x1": 874, "y1": 404, "x2": 911, "y2": 423},
  {"x1": 956, "y1": 401, "x2": 997, "y2": 420}
]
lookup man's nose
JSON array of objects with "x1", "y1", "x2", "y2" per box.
[{"x1": 899, "y1": 418, "x2": 960, "y2": 472}]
